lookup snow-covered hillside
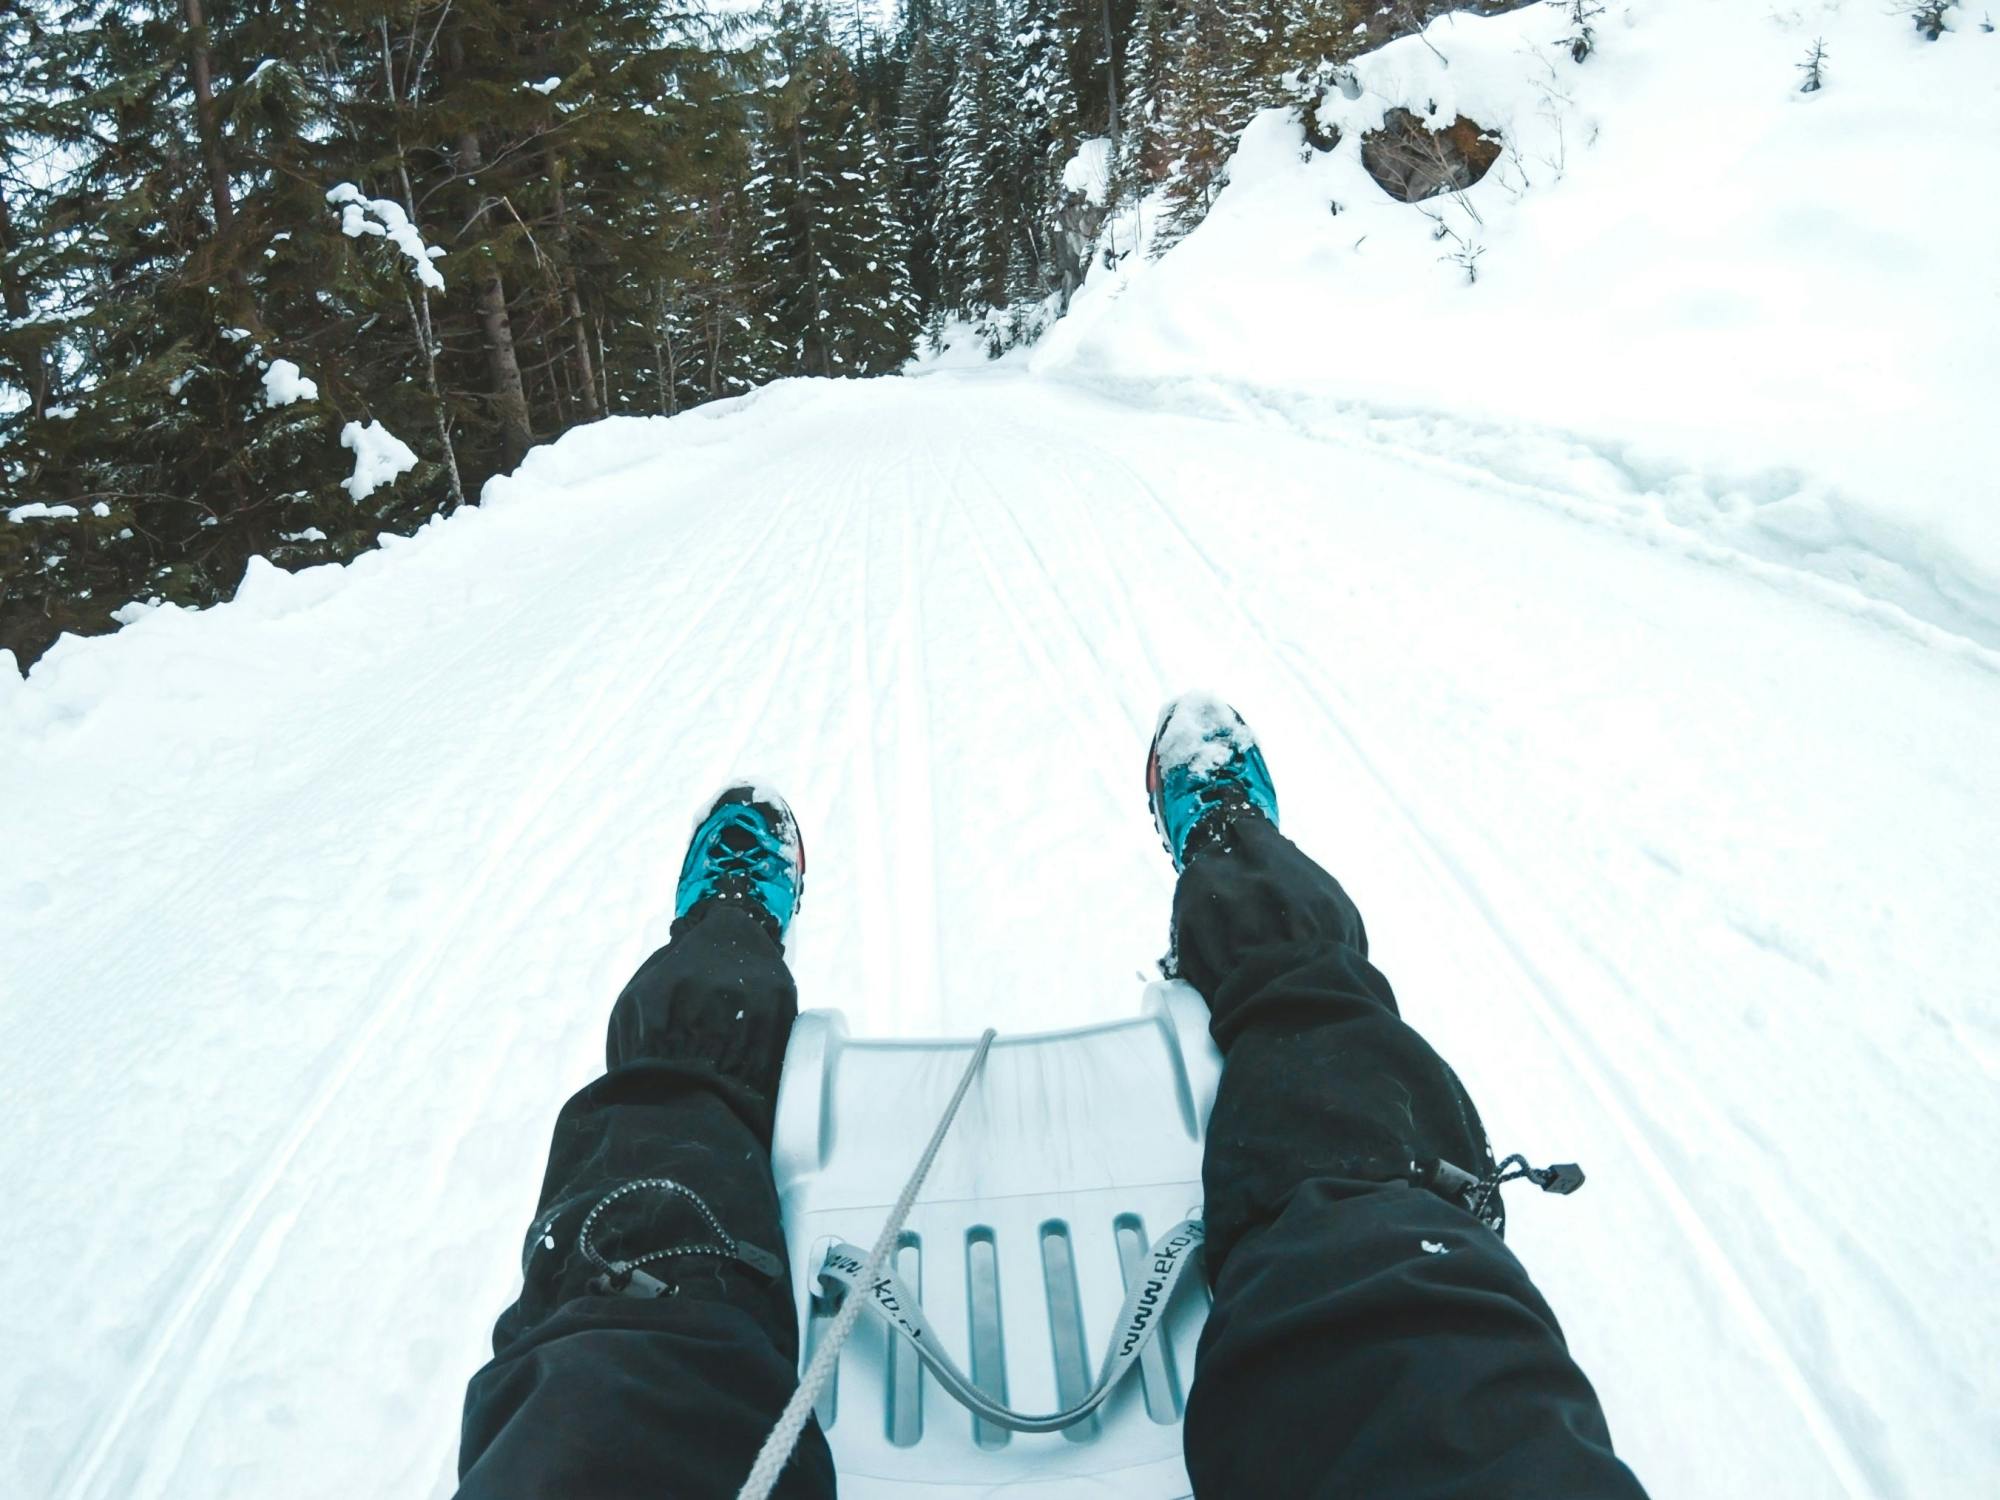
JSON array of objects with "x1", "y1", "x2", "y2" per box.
[
  {"x1": 1042, "y1": 0, "x2": 2000, "y2": 651},
  {"x1": 6, "y1": 4, "x2": 1998, "y2": 1499}
]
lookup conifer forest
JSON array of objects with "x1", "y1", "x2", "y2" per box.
[{"x1": 0, "y1": 0, "x2": 1520, "y2": 666}]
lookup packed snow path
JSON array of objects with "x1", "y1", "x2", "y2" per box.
[{"x1": 6, "y1": 369, "x2": 1996, "y2": 1500}]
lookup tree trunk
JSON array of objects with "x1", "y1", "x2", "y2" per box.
[
  {"x1": 453, "y1": 131, "x2": 534, "y2": 464},
  {"x1": 382, "y1": 22, "x2": 464, "y2": 508},
  {"x1": 794, "y1": 131, "x2": 830, "y2": 377},
  {"x1": 465, "y1": 241, "x2": 533, "y2": 464},
  {"x1": 1101, "y1": 0, "x2": 1121, "y2": 143},
  {"x1": 447, "y1": 34, "x2": 534, "y2": 465},
  {"x1": 545, "y1": 152, "x2": 600, "y2": 419},
  {"x1": 183, "y1": 0, "x2": 235, "y2": 236},
  {"x1": 0, "y1": 177, "x2": 49, "y2": 418},
  {"x1": 596, "y1": 317, "x2": 610, "y2": 413}
]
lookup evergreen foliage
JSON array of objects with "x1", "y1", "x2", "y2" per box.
[{"x1": 754, "y1": 4, "x2": 919, "y2": 376}]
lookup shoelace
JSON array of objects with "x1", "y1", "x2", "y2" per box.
[
  {"x1": 1177, "y1": 755, "x2": 1260, "y2": 848},
  {"x1": 698, "y1": 806, "x2": 791, "y2": 891},
  {"x1": 1191, "y1": 761, "x2": 1255, "y2": 815}
]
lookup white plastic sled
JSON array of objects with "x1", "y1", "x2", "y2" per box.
[{"x1": 770, "y1": 980, "x2": 1224, "y2": 1498}]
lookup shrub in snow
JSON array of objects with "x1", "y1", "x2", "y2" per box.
[
  {"x1": 1548, "y1": 0, "x2": 1606, "y2": 63},
  {"x1": 1797, "y1": 38, "x2": 1830, "y2": 93},
  {"x1": 1361, "y1": 111, "x2": 1505, "y2": 203},
  {"x1": 1903, "y1": 2, "x2": 1955, "y2": 40},
  {"x1": 339, "y1": 420, "x2": 419, "y2": 500}
]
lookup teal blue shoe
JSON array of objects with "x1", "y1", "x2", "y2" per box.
[
  {"x1": 1145, "y1": 694, "x2": 1279, "y2": 871},
  {"x1": 674, "y1": 785, "x2": 804, "y2": 944}
]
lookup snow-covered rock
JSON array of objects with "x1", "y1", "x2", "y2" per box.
[{"x1": 1061, "y1": 137, "x2": 1115, "y2": 207}]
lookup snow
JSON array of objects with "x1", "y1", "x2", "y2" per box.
[
  {"x1": 7, "y1": 502, "x2": 79, "y2": 521},
  {"x1": 339, "y1": 419, "x2": 418, "y2": 499},
  {"x1": 1152, "y1": 690, "x2": 1253, "y2": 776},
  {"x1": 5, "y1": 5, "x2": 1999, "y2": 1500},
  {"x1": 1061, "y1": 137, "x2": 1115, "y2": 207},
  {"x1": 527, "y1": 76, "x2": 562, "y2": 94},
  {"x1": 1038, "y1": 0, "x2": 2000, "y2": 651},
  {"x1": 6, "y1": 367, "x2": 1996, "y2": 1498},
  {"x1": 326, "y1": 183, "x2": 447, "y2": 292},
  {"x1": 91, "y1": 502, "x2": 110, "y2": 518},
  {"x1": 261, "y1": 358, "x2": 318, "y2": 407}
]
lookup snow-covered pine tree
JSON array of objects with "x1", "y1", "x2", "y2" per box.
[
  {"x1": 1263, "y1": 0, "x2": 1373, "y2": 104},
  {"x1": 935, "y1": 0, "x2": 1017, "y2": 315},
  {"x1": 1155, "y1": 0, "x2": 1265, "y2": 247},
  {"x1": 753, "y1": 5, "x2": 920, "y2": 377},
  {"x1": 893, "y1": 5, "x2": 958, "y2": 312},
  {"x1": 1119, "y1": 0, "x2": 1178, "y2": 203},
  {"x1": 2, "y1": 0, "x2": 381, "y2": 653},
  {"x1": 1008, "y1": 0, "x2": 1082, "y2": 304},
  {"x1": 1120, "y1": 0, "x2": 1176, "y2": 206}
]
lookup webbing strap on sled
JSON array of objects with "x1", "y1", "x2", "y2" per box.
[{"x1": 815, "y1": 1216, "x2": 1205, "y2": 1435}]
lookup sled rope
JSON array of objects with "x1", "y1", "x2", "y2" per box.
[{"x1": 735, "y1": 1027, "x2": 998, "y2": 1500}]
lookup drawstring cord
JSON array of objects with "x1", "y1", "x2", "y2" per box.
[
  {"x1": 1467, "y1": 1154, "x2": 1586, "y2": 1228},
  {"x1": 577, "y1": 1177, "x2": 783, "y2": 1298},
  {"x1": 1422, "y1": 1152, "x2": 1586, "y2": 1233}
]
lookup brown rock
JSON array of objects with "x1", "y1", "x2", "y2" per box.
[{"x1": 1360, "y1": 109, "x2": 1504, "y2": 203}]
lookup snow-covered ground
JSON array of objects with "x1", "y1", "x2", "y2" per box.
[
  {"x1": 7, "y1": 370, "x2": 1996, "y2": 1499},
  {"x1": 1041, "y1": 0, "x2": 2000, "y2": 651},
  {"x1": 7, "y1": 3, "x2": 1998, "y2": 1498}
]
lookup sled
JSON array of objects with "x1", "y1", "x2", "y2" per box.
[{"x1": 770, "y1": 980, "x2": 1223, "y2": 1498}]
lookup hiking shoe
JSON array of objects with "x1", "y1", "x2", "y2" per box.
[
  {"x1": 1145, "y1": 694, "x2": 1279, "y2": 871},
  {"x1": 674, "y1": 784, "x2": 805, "y2": 944}
]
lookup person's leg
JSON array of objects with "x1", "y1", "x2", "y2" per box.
[
  {"x1": 1150, "y1": 701, "x2": 1646, "y2": 1499},
  {"x1": 457, "y1": 795, "x2": 833, "y2": 1500}
]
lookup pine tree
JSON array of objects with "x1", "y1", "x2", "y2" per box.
[
  {"x1": 1262, "y1": 0, "x2": 1374, "y2": 105},
  {"x1": 1155, "y1": 0, "x2": 1263, "y2": 247},
  {"x1": 1119, "y1": 0, "x2": 1176, "y2": 198},
  {"x1": 893, "y1": 11, "x2": 956, "y2": 310},
  {"x1": 1009, "y1": 0, "x2": 1080, "y2": 301},
  {"x1": 754, "y1": 6, "x2": 919, "y2": 377},
  {"x1": 936, "y1": 0, "x2": 1016, "y2": 314}
]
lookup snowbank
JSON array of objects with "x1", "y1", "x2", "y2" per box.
[{"x1": 1038, "y1": 0, "x2": 2000, "y2": 648}]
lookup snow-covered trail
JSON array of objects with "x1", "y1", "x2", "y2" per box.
[{"x1": 5, "y1": 369, "x2": 1996, "y2": 1500}]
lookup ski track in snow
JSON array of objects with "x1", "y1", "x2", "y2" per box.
[{"x1": 6, "y1": 369, "x2": 1997, "y2": 1500}]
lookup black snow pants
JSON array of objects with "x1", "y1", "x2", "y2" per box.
[{"x1": 457, "y1": 819, "x2": 1648, "y2": 1499}]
